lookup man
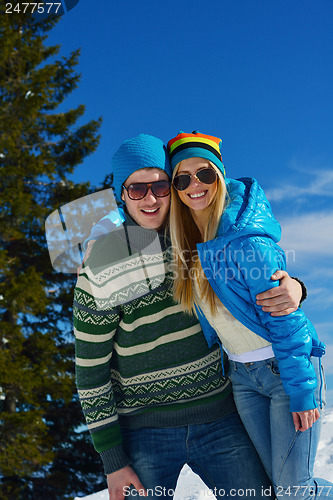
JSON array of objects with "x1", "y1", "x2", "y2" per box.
[{"x1": 74, "y1": 134, "x2": 304, "y2": 500}]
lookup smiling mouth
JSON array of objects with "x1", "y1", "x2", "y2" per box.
[
  {"x1": 141, "y1": 207, "x2": 159, "y2": 213},
  {"x1": 188, "y1": 191, "x2": 206, "y2": 199}
]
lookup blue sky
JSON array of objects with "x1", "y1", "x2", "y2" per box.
[{"x1": 46, "y1": 0, "x2": 333, "y2": 405}]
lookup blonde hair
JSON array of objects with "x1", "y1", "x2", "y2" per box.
[{"x1": 169, "y1": 161, "x2": 228, "y2": 315}]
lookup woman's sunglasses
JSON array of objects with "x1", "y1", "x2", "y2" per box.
[
  {"x1": 122, "y1": 180, "x2": 171, "y2": 200},
  {"x1": 173, "y1": 168, "x2": 217, "y2": 191}
]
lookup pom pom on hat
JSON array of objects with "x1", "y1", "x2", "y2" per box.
[
  {"x1": 112, "y1": 134, "x2": 172, "y2": 201},
  {"x1": 167, "y1": 131, "x2": 225, "y2": 177}
]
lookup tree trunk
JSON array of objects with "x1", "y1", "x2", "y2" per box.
[{"x1": 4, "y1": 391, "x2": 16, "y2": 413}]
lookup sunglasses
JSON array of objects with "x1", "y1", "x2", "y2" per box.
[
  {"x1": 173, "y1": 168, "x2": 217, "y2": 191},
  {"x1": 122, "y1": 180, "x2": 171, "y2": 200}
]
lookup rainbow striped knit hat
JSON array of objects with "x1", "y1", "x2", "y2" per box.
[{"x1": 167, "y1": 131, "x2": 225, "y2": 177}]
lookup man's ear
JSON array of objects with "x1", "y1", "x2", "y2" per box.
[{"x1": 121, "y1": 189, "x2": 125, "y2": 202}]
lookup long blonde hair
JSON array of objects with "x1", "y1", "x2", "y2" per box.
[{"x1": 169, "y1": 161, "x2": 228, "y2": 315}]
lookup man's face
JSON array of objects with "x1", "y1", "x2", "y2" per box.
[{"x1": 121, "y1": 168, "x2": 170, "y2": 230}]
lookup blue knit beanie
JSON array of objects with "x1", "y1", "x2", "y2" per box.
[{"x1": 112, "y1": 134, "x2": 172, "y2": 201}]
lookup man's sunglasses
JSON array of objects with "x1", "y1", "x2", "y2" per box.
[
  {"x1": 122, "y1": 180, "x2": 171, "y2": 200},
  {"x1": 173, "y1": 168, "x2": 217, "y2": 191}
]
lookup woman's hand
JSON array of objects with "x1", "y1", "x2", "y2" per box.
[
  {"x1": 292, "y1": 408, "x2": 320, "y2": 432},
  {"x1": 77, "y1": 240, "x2": 95, "y2": 277}
]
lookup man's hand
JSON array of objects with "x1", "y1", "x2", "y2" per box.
[
  {"x1": 107, "y1": 466, "x2": 147, "y2": 500},
  {"x1": 256, "y1": 270, "x2": 302, "y2": 316},
  {"x1": 292, "y1": 408, "x2": 320, "y2": 432}
]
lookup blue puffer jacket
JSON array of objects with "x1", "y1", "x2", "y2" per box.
[{"x1": 195, "y1": 177, "x2": 325, "y2": 413}]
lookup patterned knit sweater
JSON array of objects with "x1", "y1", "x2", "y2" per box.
[{"x1": 74, "y1": 217, "x2": 235, "y2": 475}]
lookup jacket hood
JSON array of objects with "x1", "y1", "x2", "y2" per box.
[{"x1": 217, "y1": 177, "x2": 281, "y2": 246}]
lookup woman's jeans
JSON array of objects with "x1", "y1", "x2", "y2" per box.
[
  {"x1": 228, "y1": 356, "x2": 332, "y2": 500},
  {"x1": 121, "y1": 411, "x2": 274, "y2": 499}
]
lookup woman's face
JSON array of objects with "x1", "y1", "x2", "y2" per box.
[{"x1": 174, "y1": 157, "x2": 218, "y2": 213}]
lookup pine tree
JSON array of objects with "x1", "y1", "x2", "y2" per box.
[{"x1": 0, "y1": 6, "x2": 105, "y2": 499}]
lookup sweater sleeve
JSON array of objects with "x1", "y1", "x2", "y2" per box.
[
  {"x1": 73, "y1": 269, "x2": 131, "y2": 475},
  {"x1": 233, "y1": 238, "x2": 318, "y2": 413}
]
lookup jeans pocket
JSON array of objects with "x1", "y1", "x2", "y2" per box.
[{"x1": 268, "y1": 358, "x2": 280, "y2": 375}]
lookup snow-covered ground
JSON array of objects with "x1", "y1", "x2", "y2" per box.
[{"x1": 75, "y1": 406, "x2": 333, "y2": 500}]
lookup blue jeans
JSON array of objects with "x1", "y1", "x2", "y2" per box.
[
  {"x1": 228, "y1": 357, "x2": 333, "y2": 500},
  {"x1": 121, "y1": 411, "x2": 274, "y2": 499}
]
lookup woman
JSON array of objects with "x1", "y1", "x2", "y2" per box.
[{"x1": 168, "y1": 131, "x2": 331, "y2": 500}]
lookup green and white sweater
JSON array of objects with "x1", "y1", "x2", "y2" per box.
[{"x1": 74, "y1": 218, "x2": 235, "y2": 475}]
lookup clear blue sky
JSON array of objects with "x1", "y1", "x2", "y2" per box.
[{"x1": 47, "y1": 0, "x2": 333, "y2": 405}]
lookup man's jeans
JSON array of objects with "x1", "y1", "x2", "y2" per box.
[
  {"x1": 121, "y1": 411, "x2": 273, "y2": 500},
  {"x1": 228, "y1": 356, "x2": 333, "y2": 500}
]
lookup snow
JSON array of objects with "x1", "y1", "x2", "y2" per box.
[
  {"x1": 75, "y1": 406, "x2": 333, "y2": 500},
  {"x1": 314, "y1": 406, "x2": 333, "y2": 480}
]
